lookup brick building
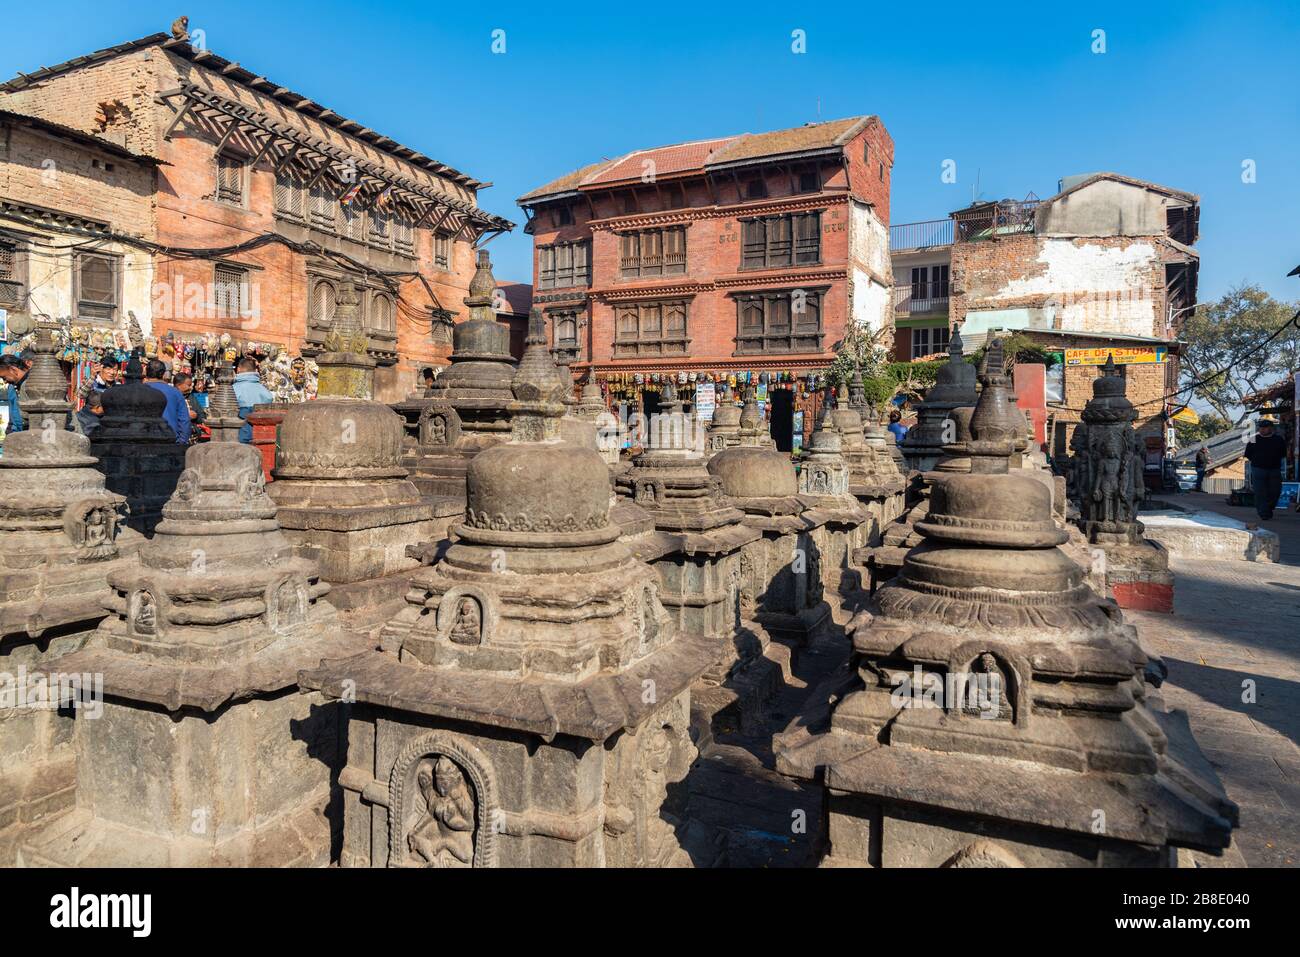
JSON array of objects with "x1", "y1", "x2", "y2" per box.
[
  {"x1": 517, "y1": 116, "x2": 894, "y2": 450},
  {"x1": 0, "y1": 31, "x2": 511, "y2": 402},
  {"x1": 1, "y1": 109, "x2": 157, "y2": 332},
  {"x1": 891, "y1": 172, "x2": 1199, "y2": 458}
]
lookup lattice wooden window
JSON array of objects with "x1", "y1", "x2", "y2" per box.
[
  {"x1": 369, "y1": 208, "x2": 391, "y2": 248},
  {"x1": 740, "y1": 213, "x2": 820, "y2": 269},
  {"x1": 613, "y1": 300, "x2": 689, "y2": 357},
  {"x1": 538, "y1": 241, "x2": 590, "y2": 289},
  {"x1": 434, "y1": 234, "x2": 451, "y2": 270},
  {"x1": 620, "y1": 228, "x2": 686, "y2": 279},
  {"x1": 342, "y1": 204, "x2": 367, "y2": 243},
  {"x1": 734, "y1": 290, "x2": 823, "y2": 355},
  {"x1": 75, "y1": 252, "x2": 118, "y2": 321},
  {"x1": 393, "y1": 215, "x2": 414, "y2": 255},
  {"x1": 216, "y1": 152, "x2": 245, "y2": 205},
  {"x1": 0, "y1": 239, "x2": 21, "y2": 307},
  {"x1": 213, "y1": 263, "x2": 249, "y2": 319}
]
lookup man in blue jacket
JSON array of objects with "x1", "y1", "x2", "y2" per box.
[
  {"x1": 232, "y1": 356, "x2": 274, "y2": 444},
  {"x1": 144, "y1": 358, "x2": 191, "y2": 444}
]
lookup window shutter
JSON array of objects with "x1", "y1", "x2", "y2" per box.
[
  {"x1": 217, "y1": 154, "x2": 243, "y2": 204},
  {"x1": 78, "y1": 254, "x2": 116, "y2": 319},
  {"x1": 768, "y1": 216, "x2": 792, "y2": 266},
  {"x1": 214, "y1": 264, "x2": 247, "y2": 318},
  {"x1": 795, "y1": 212, "x2": 821, "y2": 263},
  {"x1": 742, "y1": 219, "x2": 766, "y2": 268}
]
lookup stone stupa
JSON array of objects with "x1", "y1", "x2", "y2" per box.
[
  {"x1": 269, "y1": 282, "x2": 442, "y2": 597},
  {"x1": 704, "y1": 384, "x2": 742, "y2": 457},
  {"x1": 776, "y1": 344, "x2": 1237, "y2": 867},
  {"x1": 402, "y1": 250, "x2": 518, "y2": 501},
  {"x1": 89, "y1": 349, "x2": 186, "y2": 536},
  {"x1": 901, "y1": 330, "x2": 977, "y2": 472},
  {"x1": 0, "y1": 320, "x2": 143, "y2": 863},
  {"x1": 300, "y1": 315, "x2": 714, "y2": 867},
  {"x1": 21, "y1": 365, "x2": 359, "y2": 866}
]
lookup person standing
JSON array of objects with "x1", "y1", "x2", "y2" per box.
[
  {"x1": 0, "y1": 353, "x2": 33, "y2": 433},
  {"x1": 232, "y1": 356, "x2": 274, "y2": 444},
  {"x1": 1244, "y1": 419, "x2": 1289, "y2": 520},
  {"x1": 1195, "y1": 446, "x2": 1210, "y2": 492},
  {"x1": 143, "y1": 358, "x2": 191, "y2": 445}
]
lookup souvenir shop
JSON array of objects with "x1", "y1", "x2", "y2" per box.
[
  {"x1": 42, "y1": 323, "x2": 320, "y2": 408},
  {"x1": 594, "y1": 367, "x2": 832, "y2": 454}
]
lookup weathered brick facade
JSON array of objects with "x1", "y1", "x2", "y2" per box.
[
  {"x1": 0, "y1": 111, "x2": 156, "y2": 326},
  {"x1": 0, "y1": 34, "x2": 510, "y2": 402},
  {"x1": 946, "y1": 174, "x2": 1198, "y2": 456}
]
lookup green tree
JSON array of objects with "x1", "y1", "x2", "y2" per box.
[
  {"x1": 1172, "y1": 412, "x2": 1231, "y2": 446},
  {"x1": 1180, "y1": 284, "x2": 1300, "y2": 425}
]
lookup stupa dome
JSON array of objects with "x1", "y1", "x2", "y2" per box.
[
  {"x1": 465, "y1": 441, "x2": 612, "y2": 537},
  {"x1": 707, "y1": 446, "x2": 797, "y2": 499},
  {"x1": 273, "y1": 398, "x2": 407, "y2": 480}
]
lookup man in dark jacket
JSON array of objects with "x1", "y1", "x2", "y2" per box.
[
  {"x1": 1244, "y1": 419, "x2": 1289, "y2": 520},
  {"x1": 143, "y1": 358, "x2": 191, "y2": 445},
  {"x1": 75, "y1": 390, "x2": 105, "y2": 437}
]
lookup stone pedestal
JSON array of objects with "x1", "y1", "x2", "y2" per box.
[
  {"x1": 245, "y1": 403, "x2": 291, "y2": 484},
  {"x1": 300, "y1": 319, "x2": 711, "y2": 867},
  {"x1": 268, "y1": 398, "x2": 442, "y2": 587},
  {"x1": 20, "y1": 378, "x2": 360, "y2": 866}
]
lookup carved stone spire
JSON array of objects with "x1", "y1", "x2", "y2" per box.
[
  {"x1": 318, "y1": 279, "x2": 376, "y2": 399},
  {"x1": 509, "y1": 308, "x2": 567, "y2": 442},
  {"x1": 965, "y1": 338, "x2": 1020, "y2": 475},
  {"x1": 206, "y1": 361, "x2": 244, "y2": 442},
  {"x1": 17, "y1": 321, "x2": 71, "y2": 434}
]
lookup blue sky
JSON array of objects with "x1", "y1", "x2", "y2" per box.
[{"x1": 3, "y1": 1, "x2": 1297, "y2": 302}]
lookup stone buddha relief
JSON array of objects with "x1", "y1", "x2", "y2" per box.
[
  {"x1": 131, "y1": 589, "x2": 158, "y2": 636},
  {"x1": 437, "y1": 588, "x2": 489, "y2": 646},
  {"x1": 388, "y1": 734, "x2": 499, "y2": 868},
  {"x1": 419, "y1": 405, "x2": 460, "y2": 448},
  {"x1": 64, "y1": 498, "x2": 121, "y2": 552},
  {"x1": 236, "y1": 466, "x2": 266, "y2": 500},
  {"x1": 448, "y1": 596, "x2": 482, "y2": 646},
  {"x1": 268, "y1": 579, "x2": 306, "y2": 631},
  {"x1": 173, "y1": 469, "x2": 202, "y2": 503},
  {"x1": 960, "y1": 652, "x2": 1015, "y2": 722}
]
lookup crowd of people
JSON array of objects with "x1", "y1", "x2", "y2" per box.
[{"x1": 0, "y1": 350, "x2": 274, "y2": 447}]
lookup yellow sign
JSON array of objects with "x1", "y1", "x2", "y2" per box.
[
  {"x1": 1064, "y1": 346, "x2": 1167, "y2": 366},
  {"x1": 1171, "y1": 406, "x2": 1200, "y2": 424}
]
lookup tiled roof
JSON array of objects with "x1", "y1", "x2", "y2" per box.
[
  {"x1": 0, "y1": 33, "x2": 488, "y2": 189},
  {"x1": 519, "y1": 116, "x2": 875, "y2": 204},
  {"x1": 584, "y1": 137, "x2": 739, "y2": 186}
]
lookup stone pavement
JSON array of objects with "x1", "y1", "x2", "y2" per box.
[{"x1": 1127, "y1": 491, "x2": 1300, "y2": 867}]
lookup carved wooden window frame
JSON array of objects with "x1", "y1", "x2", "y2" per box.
[
  {"x1": 732, "y1": 287, "x2": 826, "y2": 355},
  {"x1": 613, "y1": 299, "x2": 690, "y2": 358}
]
